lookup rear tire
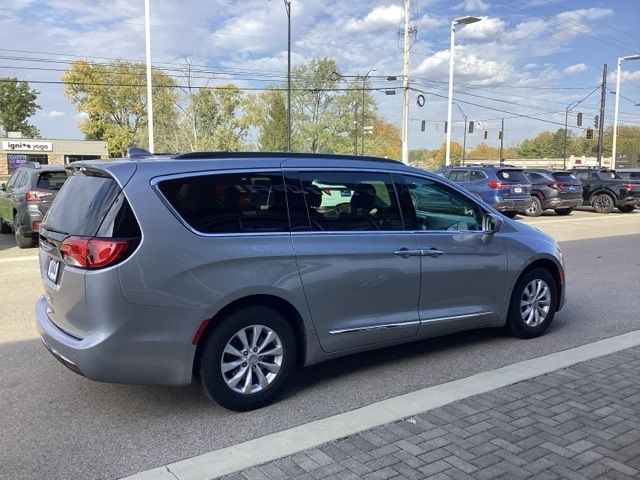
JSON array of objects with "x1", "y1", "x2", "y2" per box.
[
  {"x1": 524, "y1": 197, "x2": 543, "y2": 217},
  {"x1": 199, "y1": 306, "x2": 297, "y2": 411},
  {"x1": 554, "y1": 208, "x2": 573, "y2": 216},
  {"x1": 503, "y1": 211, "x2": 518, "y2": 219},
  {"x1": 0, "y1": 218, "x2": 10, "y2": 234},
  {"x1": 591, "y1": 193, "x2": 614, "y2": 214},
  {"x1": 14, "y1": 216, "x2": 35, "y2": 249},
  {"x1": 508, "y1": 267, "x2": 557, "y2": 339},
  {"x1": 618, "y1": 205, "x2": 635, "y2": 213}
]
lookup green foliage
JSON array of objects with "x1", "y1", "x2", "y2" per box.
[
  {"x1": 0, "y1": 77, "x2": 41, "y2": 138},
  {"x1": 247, "y1": 89, "x2": 288, "y2": 152},
  {"x1": 63, "y1": 60, "x2": 178, "y2": 156}
]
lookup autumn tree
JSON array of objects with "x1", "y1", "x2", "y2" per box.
[
  {"x1": 0, "y1": 77, "x2": 41, "y2": 138},
  {"x1": 63, "y1": 60, "x2": 178, "y2": 156},
  {"x1": 433, "y1": 141, "x2": 463, "y2": 167},
  {"x1": 467, "y1": 142, "x2": 499, "y2": 160}
]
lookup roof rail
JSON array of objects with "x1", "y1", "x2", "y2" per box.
[{"x1": 171, "y1": 151, "x2": 402, "y2": 164}]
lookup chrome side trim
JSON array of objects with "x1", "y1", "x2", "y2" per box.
[
  {"x1": 420, "y1": 311, "x2": 494, "y2": 324},
  {"x1": 329, "y1": 320, "x2": 420, "y2": 335}
]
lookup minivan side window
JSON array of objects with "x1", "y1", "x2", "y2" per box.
[
  {"x1": 158, "y1": 172, "x2": 288, "y2": 234},
  {"x1": 295, "y1": 171, "x2": 403, "y2": 232},
  {"x1": 397, "y1": 175, "x2": 481, "y2": 232}
]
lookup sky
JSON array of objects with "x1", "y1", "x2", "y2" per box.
[{"x1": 1, "y1": 0, "x2": 640, "y2": 151}]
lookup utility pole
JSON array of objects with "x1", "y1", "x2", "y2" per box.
[
  {"x1": 354, "y1": 103, "x2": 359, "y2": 155},
  {"x1": 499, "y1": 118, "x2": 504, "y2": 165},
  {"x1": 284, "y1": 0, "x2": 291, "y2": 152},
  {"x1": 597, "y1": 64, "x2": 607, "y2": 167},
  {"x1": 462, "y1": 115, "x2": 467, "y2": 166},
  {"x1": 401, "y1": 0, "x2": 410, "y2": 164},
  {"x1": 144, "y1": 0, "x2": 154, "y2": 153},
  {"x1": 362, "y1": 69, "x2": 376, "y2": 156}
]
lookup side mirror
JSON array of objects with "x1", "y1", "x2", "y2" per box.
[
  {"x1": 482, "y1": 213, "x2": 502, "y2": 235},
  {"x1": 0, "y1": 183, "x2": 5, "y2": 192}
]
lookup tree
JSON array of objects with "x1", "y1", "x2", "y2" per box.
[
  {"x1": 63, "y1": 60, "x2": 178, "y2": 156},
  {"x1": 0, "y1": 77, "x2": 40, "y2": 137},
  {"x1": 467, "y1": 142, "x2": 499, "y2": 160},
  {"x1": 247, "y1": 88, "x2": 287, "y2": 152},
  {"x1": 433, "y1": 141, "x2": 463, "y2": 167},
  {"x1": 366, "y1": 117, "x2": 401, "y2": 159}
]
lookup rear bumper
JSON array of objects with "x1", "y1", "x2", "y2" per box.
[
  {"x1": 35, "y1": 295, "x2": 199, "y2": 386},
  {"x1": 617, "y1": 196, "x2": 640, "y2": 207},
  {"x1": 543, "y1": 197, "x2": 582, "y2": 210},
  {"x1": 494, "y1": 198, "x2": 531, "y2": 212}
]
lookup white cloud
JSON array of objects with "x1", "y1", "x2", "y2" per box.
[
  {"x1": 456, "y1": 17, "x2": 504, "y2": 43},
  {"x1": 564, "y1": 63, "x2": 588, "y2": 75},
  {"x1": 455, "y1": 0, "x2": 490, "y2": 13},
  {"x1": 346, "y1": 5, "x2": 403, "y2": 33},
  {"x1": 42, "y1": 110, "x2": 66, "y2": 118}
]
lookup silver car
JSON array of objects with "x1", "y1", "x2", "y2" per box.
[{"x1": 36, "y1": 153, "x2": 565, "y2": 411}]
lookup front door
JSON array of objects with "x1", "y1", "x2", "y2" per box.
[
  {"x1": 396, "y1": 174, "x2": 509, "y2": 335},
  {"x1": 286, "y1": 169, "x2": 421, "y2": 353}
]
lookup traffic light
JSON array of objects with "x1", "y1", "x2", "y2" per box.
[
  {"x1": 586, "y1": 128, "x2": 594, "y2": 139},
  {"x1": 594, "y1": 115, "x2": 599, "y2": 129},
  {"x1": 498, "y1": 130, "x2": 503, "y2": 140},
  {"x1": 468, "y1": 121, "x2": 474, "y2": 134},
  {"x1": 444, "y1": 121, "x2": 448, "y2": 133},
  {"x1": 484, "y1": 130, "x2": 488, "y2": 140},
  {"x1": 577, "y1": 113, "x2": 583, "y2": 126},
  {"x1": 421, "y1": 120, "x2": 426, "y2": 132}
]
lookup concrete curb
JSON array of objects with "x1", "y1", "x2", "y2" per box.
[{"x1": 122, "y1": 330, "x2": 640, "y2": 480}]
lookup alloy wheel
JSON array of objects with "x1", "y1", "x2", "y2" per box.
[
  {"x1": 520, "y1": 279, "x2": 551, "y2": 327},
  {"x1": 220, "y1": 325, "x2": 283, "y2": 395},
  {"x1": 526, "y1": 200, "x2": 539, "y2": 215}
]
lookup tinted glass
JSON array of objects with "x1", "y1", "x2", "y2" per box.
[
  {"x1": 159, "y1": 172, "x2": 288, "y2": 234},
  {"x1": 43, "y1": 173, "x2": 120, "y2": 236},
  {"x1": 469, "y1": 170, "x2": 486, "y2": 181},
  {"x1": 37, "y1": 171, "x2": 67, "y2": 190},
  {"x1": 296, "y1": 171, "x2": 403, "y2": 231},
  {"x1": 398, "y1": 175, "x2": 481, "y2": 231},
  {"x1": 551, "y1": 172, "x2": 580, "y2": 183},
  {"x1": 496, "y1": 169, "x2": 528, "y2": 183},
  {"x1": 597, "y1": 171, "x2": 621, "y2": 180},
  {"x1": 6, "y1": 171, "x2": 21, "y2": 188},
  {"x1": 448, "y1": 170, "x2": 470, "y2": 182}
]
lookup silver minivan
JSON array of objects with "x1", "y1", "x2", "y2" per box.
[{"x1": 36, "y1": 153, "x2": 565, "y2": 411}]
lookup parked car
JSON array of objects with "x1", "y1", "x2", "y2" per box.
[
  {"x1": 435, "y1": 165, "x2": 532, "y2": 218},
  {"x1": 36, "y1": 153, "x2": 565, "y2": 411},
  {"x1": 0, "y1": 163, "x2": 67, "y2": 248},
  {"x1": 616, "y1": 168, "x2": 640, "y2": 182},
  {"x1": 522, "y1": 169, "x2": 583, "y2": 217},
  {"x1": 571, "y1": 167, "x2": 640, "y2": 213}
]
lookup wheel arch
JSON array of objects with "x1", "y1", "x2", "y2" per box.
[
  {"x1": 588, "y1": 188, "x2": 617, "y2": 203},
  {"x1": 193, "y1": 294, "x2": 307, "y2": 379},
  {"x1": 516, "y1": 257, "x2": 564, "y2": 312}
]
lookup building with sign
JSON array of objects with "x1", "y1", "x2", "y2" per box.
[{"x1": 0, "y1": 136, "x2": 108, "y2": 176}]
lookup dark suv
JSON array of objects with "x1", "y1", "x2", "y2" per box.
[
  {"x1": 0, "y1": 163, "x2": 67, "y2": 248},
  {"x1": 571, "y1": 168, "x2": 640, "y2": 214},
  {"x1": 436, "y1": 165, "x2": 531, "y2": 218},
  {"x1": 522, "y1": 170, "x2": 583, "y2": 217}
]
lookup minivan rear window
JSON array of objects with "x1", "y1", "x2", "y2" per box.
[
  {"x1": 43, "y1": 174, "x2": 121, "y2": 236},
  {"x1": 158, "y1": 172, "x2": 288, "y2": 234},
  {"x1": 37, "y1": 171, "x2": 67, "y2": 190},
  {"x1": 497, "y1": 169, "x2": 528, "y2": 183}
]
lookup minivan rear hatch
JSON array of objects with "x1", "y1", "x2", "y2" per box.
[{"x1": 39, "y1": 163, "x2": 140, "y2": 339}]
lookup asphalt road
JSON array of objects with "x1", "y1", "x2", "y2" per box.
[{"x1": 1, "y1": 209, "x2": 639, "y2": 480}]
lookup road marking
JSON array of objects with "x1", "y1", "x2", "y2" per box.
[
  {"x1": 522, "y1": 214, "x2": 637, "y2": 226},
  {"x1": 0, "y1": 255, "x2": 38, "y2": 264},
  {"x1": 122, "y1": 330, "x2": 640, "y2": 480}
]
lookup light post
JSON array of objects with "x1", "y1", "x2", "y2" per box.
[
  {"x1": 453, "y1": 102, "x2": 467, "y2": 165},
  {"x1": 445, "y1": 16, "x2": 481, "y2": 166},
  {"x1": 284, "y1": 0, "x2": 291, "y2": 152},
  {"x1": 361, "y1": 69, "x2": 376, "y2": 155},
  {"x1": 612, "y1": 54, "x2": 640, "y2": 169},
  {"x1": 562, "y1": 84, "x2": 600, "y2": 169},
  {"x1": 144, "y1": 0, "x2": 154, "y2": 153}
]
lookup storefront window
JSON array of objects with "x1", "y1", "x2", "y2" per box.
[{"x1": 7, "y1": 154, "x2": 47, "y2": 173}]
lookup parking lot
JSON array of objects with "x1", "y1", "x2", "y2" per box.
[{"x1": 1, "y1": 209, "x2": 639, "y2": 480}]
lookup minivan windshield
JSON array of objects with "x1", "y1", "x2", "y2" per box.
[{"x1": 43, "y1": 174, "x2": 120, "y2": 236}]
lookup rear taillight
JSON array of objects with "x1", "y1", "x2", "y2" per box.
[
  {"x1": 60, "y1": 236, "x2": 133, "y2": 269},
  {"x1": 25, "y1": 191, "x2": 53, "y2": 202},
  {"x1": 32, "y1": 221, "x2": 40, "y2": 231},
  {"x1": 549, "y1": 182, "x2": 565, "y2": 190},
  {"x1": 623, "y1": 183, "x2": 635, "y2": 190},
  {"x1": 487, "y1": 180, "x2": 509, "y2": 189}
]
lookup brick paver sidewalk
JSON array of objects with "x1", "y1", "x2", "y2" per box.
[{"x1": 223, "y1": 346, "x2": 640, "y2": 480}]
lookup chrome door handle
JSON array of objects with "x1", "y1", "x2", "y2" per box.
[
  {"x1": 394, "y1": 248, "x2": 422, "y2": 258},
  {"x1": 423, "y1": 248, "x2": 445, "y2": 258}
]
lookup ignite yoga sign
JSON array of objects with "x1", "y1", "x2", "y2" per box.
[{"x1": 2, "y1": 140, "x2": 53, "y2": 152}]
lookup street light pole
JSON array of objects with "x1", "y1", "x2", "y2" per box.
[
  {"x1": 144, "y1": 0, "x2": 154, "y2": 153},
  {"x1": 562, "y1": 85, "x2": 600, "y2": 169},
  {"x1": 284, "y1": 0, "x2": 291, "y2": 152},
  {"x1": 453, "y1": 102, "x2": 466, "y2": 166},
  {"x1": 612, "y1": 54, "x2": 640, "y2": 169},
  {"x1": 362, "y1": 69, "x2": 376, "y2": 156},
  {"x1": 401, "y1": 0, "x2": 410, "y2": 164},
  {"x1": 445, "y1": 16, "x2": 481, "y2": 166}
]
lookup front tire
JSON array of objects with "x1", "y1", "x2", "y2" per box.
[
  {"x1": 591, "y1": 193, "x2": 614, "y2": 214},
  {"x1": 14, "y1": 216, "x2": 35, "y2": 248},
  {"x1": 618, "y1": 205, "x2": 635, "y2": 213},
  {"x1": 0, "y1": 218, "x2": 10, "y2": 234},
  {"x1": 554, "y1": 208, "x2": 573, "y2": 216},
  {"x1": 508, "y1": 267, "x2": 557, "y2": 339},
  {"x1": 524, "y1": 197, "x2": 543, "y2": 217},
  {"x1": 199, "y1": 306, "x2": 297, "y2": 411}
]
